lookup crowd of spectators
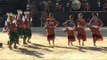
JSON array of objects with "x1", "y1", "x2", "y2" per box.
[{"x1": 29, "y1": 0, "x2": 107, "y2": 13}]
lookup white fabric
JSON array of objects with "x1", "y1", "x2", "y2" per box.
[
  {"x1": 12, "y1": 19, "x2": 17, "y2": 24},
  {"x1": 67, "y1": 27, "x2": 74, "y2": 30},
  {"x1": 30, "y1": 18, "x2": 32, "y2": 21},
  {"x1": 7, "y1": 18, "x2": 10, "y2": 22},
  {"x1": 92, "y1": 25, "x2": 99, "y2": 28},
  {"x1": 3, "y1": 28, "x2": 5, "y2": 32},
  {"x1": 22, "y1": 16, "x2": 25, "y2": 22},
  {"x1": 5, "y1": 21, "x2": 7, "y2": 26}
]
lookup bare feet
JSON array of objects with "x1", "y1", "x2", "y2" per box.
[{"x1": 27, "y1": 41, "x2": 31, "y2": 43}]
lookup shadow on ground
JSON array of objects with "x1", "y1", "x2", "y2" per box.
[
  {"x1": 17, "y1": 48, "x2": 44, "y2": 58},
  {"x1": 14, "y1": 43, "x2": 54, "y2": 58},
  {"x1": 54, "y1": 45, "x2": 107, "y2": 53},
  {"x1": 14, "y1": 43, "x2": 107, "y2": 56}
]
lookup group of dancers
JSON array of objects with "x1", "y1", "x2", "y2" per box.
[
  {"x1": 3, "y1": 11, "x2": 103, "y2": 49},
  {"x1": 45, "y1": 13, "x2": 103, "y2": 47},
  {"x1": 3, "y1": 10, "x2": 32, "y2": 49}
]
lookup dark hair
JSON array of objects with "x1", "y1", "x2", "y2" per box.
[
  {"x1": 78, "y1": 13, "x2": 83, "y2": 17},
  {"x1": 92, "y1": 13, "x2": 98, "y2": 16}
]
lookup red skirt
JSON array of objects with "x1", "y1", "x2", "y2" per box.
[
  {"x1": 68, "y1": 35, "x2": 75, "y2": 42},
  {"x1": 90, "y1": 27, "x2": 103, "y2": 41},
  {"x1": 76, "y1": 27, "x2": 86, "y2": 41},
  {"x1": 47, "y1": 34, "x2": 55, "y2": 41},
  {"x1": 66, "y1": 29, "x2": 76, "y2": 42},
  {"x1": 46, "y1": 28, "x2": 55, "y2": 41}
]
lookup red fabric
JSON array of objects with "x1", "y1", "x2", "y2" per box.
[
  {"x1": 16, "y1": 15, "x2": 23, "y2": 28},
  {"x1": 77, "y1": 19, "x2": 86, "y2": 27},
  {"x1": 76, "y1": 19, "x2": 86, "y2": 41},
  {"x1": 25, "y1": 18, "x2": 32, "y2": 28},
  {"x1": 89, "y1": 18, "x2": 103, "y2": 41},
  {"x1": 89, "y1": 18, "x2": 102, "y2": 26},
  {"x1": 46, "y1": 18, "x2": 57, "y2": 27},
  {"x1": 22, "y1": 20, "x2": 28, "y2": 29},
  {"x1": 66, "y1": 29, "x2": 76, "y2": 42},
  {"x1": 47, "y1": 28, "x2": 55, "y2": 40},
  {"x1": 8, "y1": 23, "x2": 17, "y2": 31},
  {"x1": 91, "y1": 27, "x2": 103, "y2": 41},
  {"x1": 76, "y1": 27, "x2": 86, "y2": 41},
  {"x1": 17, "y1": 20, "x2": 23, "y2": 28},
  {"x1": 46, "y1": 18, "x2": 58, "y2": 41},
  {"x1": 47, "y1": 33, "x2": 55, "y2": 41}
]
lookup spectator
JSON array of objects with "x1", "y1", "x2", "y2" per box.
[
  {"x1": 43, "y1": 1, "x2": 49, "y2": 12},
  {"x1": 55, "y1": 1, "x2": 63, "y2": 12},
  {"x1": 103, "y1": 0, "x2": 107, "y2": 11},
  {"x1": 83, "y1": 1, "x2": 91, "y2": 11},
  {"x1": 64, "y1": 0, "x2": 72, "y2": 12},
  {"x1": 48, "y1": 1, "x2": 55, "y2": 13},
  {"x1": 97, "y1": 0, "x2": 102, "y2": 11}
]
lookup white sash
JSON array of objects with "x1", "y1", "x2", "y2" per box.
[
  {"x1": 92, "y1": 25, "x2": 99, "y2": 28},
  {"x1": 67, "y1": 27, "x2": 74, "y2": 30}
]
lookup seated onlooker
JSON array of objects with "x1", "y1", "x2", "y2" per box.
[
  {"x1": 103, "y1": 0, "x2": 107, "y2": 11},
  {"x1": 64, "y1": 0, "x2": 72, "y2": 12},
  {"x1": 55, "y1": 1, "x2": 63, "y2": 12},
  {"x1": 83, "y1": 2, "x2": 91, "y2": 11}
]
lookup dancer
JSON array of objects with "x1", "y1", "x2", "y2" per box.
[
  {"x1": 63, "y1": 15, "x2": 76, "y2": 46},
  {"x1": 16, "y1": 10, "x2": 23, "y2": 44},
  {"x1": 45, "y1": 13, "x2": 59, "y2": 46},
  {"x1": 3, "y1": 13, "x2": 18, "y2": 49},
  {"x1": 23, "y1": 11, "x2": 32, "y2": 44},
  {"x1": 76, "y1": 13, "x2": 86, "y2": 46},
  {"x1": 88, "y1": 13, "x2": 103, "y2": 47}
]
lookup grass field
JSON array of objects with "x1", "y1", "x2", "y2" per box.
[{"x1": 0, "y1": 27, "x2": 107, "y2": 60}]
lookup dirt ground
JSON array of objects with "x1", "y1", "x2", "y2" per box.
[{"x1": 0, "y1": 27, "x2": 107, "y2": 60}]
